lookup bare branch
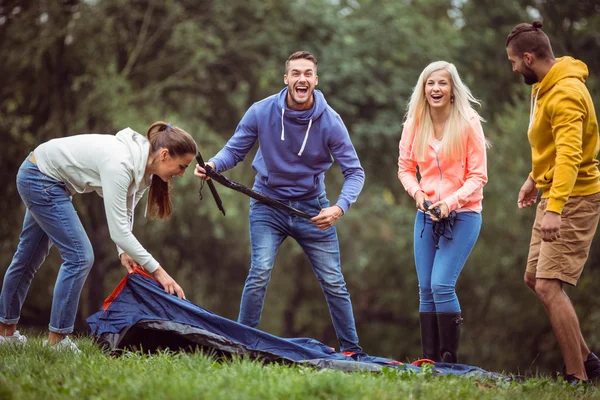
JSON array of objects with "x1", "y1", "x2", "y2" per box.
[{"x1": 121, "y1": 1, "x2": 154, "y2": 78}]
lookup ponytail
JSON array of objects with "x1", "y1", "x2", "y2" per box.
[{"x1": 146, "y1": 121, "x2": 197, "y2": 220}]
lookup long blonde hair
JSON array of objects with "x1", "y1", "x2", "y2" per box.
[{"x1": 404, "y1": 61, "x2": 487, "y2": 161}]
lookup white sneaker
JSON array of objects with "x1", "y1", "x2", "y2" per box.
[
  {"x1": 43, "y1": 336, "x2": 81, "y2": 354},
  {"x1": 0, "y1": 330, "x2": 27, "y2": 346}
]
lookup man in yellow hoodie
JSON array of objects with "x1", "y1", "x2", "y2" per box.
[{"x1": 506, "y1": 21, "x2": 600, "y2": 385}]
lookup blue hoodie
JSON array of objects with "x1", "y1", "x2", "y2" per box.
[{"x1": 209, "y1": 88, "x2": 365, "y2": 213}]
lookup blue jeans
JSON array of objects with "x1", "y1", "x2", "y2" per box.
[
  {"x1": 238, "y1": 192, "x2": 361, "y2": 353},
  {"x1": 0, "y1": 155, "x2": 94, "y2": 334},
  {"x1": 413, "y1": 211, "x2": 481, "y2": 313}
]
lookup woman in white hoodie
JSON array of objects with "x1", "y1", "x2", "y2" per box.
[{"x1": 0, "y1": 121, "x2": 197, "y2": 351}]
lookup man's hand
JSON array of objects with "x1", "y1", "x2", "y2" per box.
[
  {"x1": 540, "y1": 211, "x2": 561, "y2": 242},
  {"x1": 428, "y1": 200, "x2": 450, "y2": 222},
  {"x1": 120, "y1": 253, "x2": 139, "y2": 274},
  {"x1": 194, "y1": 161, "x2": 216, "y2": 181},
  {"x1": 518, "y1": 175, "x2": 539, "y2": 209},
  {"x1": 152, "y1": 266, "x2": 186, "y2": 300},
  {"x1": 311, "y1": 206, "x2": 344, "y2": 230},
  {"x1": 415, "y1": 191, "x2": 429, "y2": 212}
]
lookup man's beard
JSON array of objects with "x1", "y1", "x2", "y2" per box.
[
  {"x1": 521, "y1": 65, "x2": 538, "y2": 85},
  {"x1": 289, "y1": 85, "x2": 313, "y2": 106}
]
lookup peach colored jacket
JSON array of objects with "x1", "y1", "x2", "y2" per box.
[{"x1": 397, "y1": 115, "x2": 488, "y2": 212}]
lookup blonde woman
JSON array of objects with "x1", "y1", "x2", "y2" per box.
[
  {"x1": 0, "y1": 122, "x2": 196, "y2": 352},
  {"x1": 398, "y1": 61, "x2": 489, "y2": 363}
]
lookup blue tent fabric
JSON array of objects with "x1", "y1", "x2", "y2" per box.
[{"x1": 87, "y1": 270, "x2": 494, "y2": 377}]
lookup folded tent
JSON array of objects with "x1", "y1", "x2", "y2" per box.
[{"x1": 87, "y1": 267, "x2": 493, "y2": 376}]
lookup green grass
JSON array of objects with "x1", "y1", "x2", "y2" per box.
[{"x1": 1, "y1": 336, "x2": 599, "y2": 400}]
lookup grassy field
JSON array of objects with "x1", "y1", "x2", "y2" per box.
[{"x1": 1, "y1": 336, "x2": 599, "y2": 400}]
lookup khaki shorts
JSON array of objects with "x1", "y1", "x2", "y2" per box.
[{"x1": 526, "y1": 192, "x2": 600, "y2": 286}]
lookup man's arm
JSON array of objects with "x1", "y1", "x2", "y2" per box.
[
  {"x1": 539, "y1": 88, "x2": 585, "y2": 242},
  {"x1": 209, "y1": 105, "x2": 259, "y2": 173},
  {"x1": 311, "y1": 115, "x2": 364, "y2": 230},
  {"x1": 328, "y1": 114, "x2": 365, "y2": 214},
  {"x1": 546, "y1": 88, "x2": 585, "y2": 214}
]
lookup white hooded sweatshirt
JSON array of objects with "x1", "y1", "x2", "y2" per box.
[{"x1": 33, "y1": 128, "x2": 159, "y2": 273}]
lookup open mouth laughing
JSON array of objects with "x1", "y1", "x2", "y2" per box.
[{"x1": 295, "y1": 85, "x2": 309, "y2": 97}]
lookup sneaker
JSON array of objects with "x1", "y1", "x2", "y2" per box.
[
  {"x1": 43, "y1": 336, "x2": 81, "y2": 354},
  {"x1": 584, "y1": 353, "x2": 600, "y2": 381},
  {"x1": 561, "y1": 352, "x2": 600, "y2": 382},
  {"x1": 0, "y1": 331, "x2": 27, "y2": 346},
  {"x1": 563, "y1": 373, "x2": 591, "y2": 387}
]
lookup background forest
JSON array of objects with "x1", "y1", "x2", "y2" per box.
[{"x1": 1, "y1": 0, "x2": 599, "y2": 375}]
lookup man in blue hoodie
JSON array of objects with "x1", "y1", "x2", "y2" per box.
[{"x1": 195, "y1": 51, "x2": 365, "y2": 355}]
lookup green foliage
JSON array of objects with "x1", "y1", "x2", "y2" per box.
[{"x1": 1, "y1": 0, "x2": 599, "y2": 377}]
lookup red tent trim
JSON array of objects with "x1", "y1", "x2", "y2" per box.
[{"x1": 103, "y1": 266, "x2": 154, "y2": 311}]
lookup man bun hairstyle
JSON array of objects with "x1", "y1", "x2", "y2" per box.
[
  {"x1": 505, "y1": 20, "x2": 553, "y2": 59},
  {"x1": 285, "y1": 51, "x2": 318, "y2": 74},
  {"x1": 146, "y1": 121, "x2": 197, "y2": 220}
]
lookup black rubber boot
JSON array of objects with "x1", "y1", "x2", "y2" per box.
[
  {"x1": 419, "y1": 312, "x2": 440, "y2": 361},
  {"x1": 437, "y1": 312, "x2": 463, "y2": 363}
]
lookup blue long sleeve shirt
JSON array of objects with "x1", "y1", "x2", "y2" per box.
[{"x1": 210, "y1": 88, "x2": 365, "y2": 213}]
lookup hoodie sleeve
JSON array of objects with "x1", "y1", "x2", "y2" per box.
[
  {"x1": 546, "y1": 88, "x2": 585, "y2": 214},
  {"x1": 397, "y1": 122, "x2": 423, "y2": 198},
  {"x1": 441, "y1": 117, "x2": 488, "y2": 212},
  {"x1": 115, "y1": 187, "x2": 149, "y2": 258},
  {"x1": 329, "y1": 115, "x2": 365, "y2": 213},
  {"x1": 100, "y1": 162, "x2": 159, "y2": 273},
  {"x1": 209, "y1": 105, "x2": 258, "y2": 173}
]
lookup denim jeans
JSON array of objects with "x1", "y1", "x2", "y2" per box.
[
  {"x1": 413, "y1": 211, "x2": 481, "y2": 313},
  {"x1": 238, "y1": 192, "x2": 361, "y2": 353},
  {"x1": 0, "y1": 155, "x2": 94, "y2": 334}
]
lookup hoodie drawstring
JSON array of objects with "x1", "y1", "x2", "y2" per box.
[
  {"x1": 529, "y1": 87, "x2": 540, "y2": 131},
  {"x1": 280, "y1": 108, "x2": 285, "y2": 141},
  {"x1": 298, "y1": 119, "x2": 312, "y2": 156},
  {"x1": 280, "y1": 108, "x2": 313, "y2": 157}
]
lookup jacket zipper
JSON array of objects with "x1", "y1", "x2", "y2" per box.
[{"x1": 435, "y1": 151, "x2": 442, "y2": 201}]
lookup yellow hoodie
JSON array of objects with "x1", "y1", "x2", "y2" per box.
[{"x1": 528, "y1": 56, "x2": 600, "y2": 214}]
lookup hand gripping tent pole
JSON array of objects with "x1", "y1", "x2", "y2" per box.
[{"x1": 196, "y1": 151, "x2": 314, "y2": 220}]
